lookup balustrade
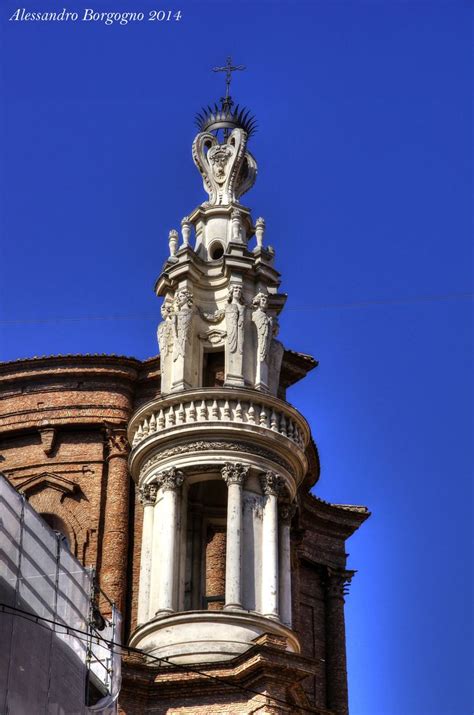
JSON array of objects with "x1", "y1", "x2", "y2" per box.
[{"x1": 131, "y1": 392, "x2": 306, "y2": 450}]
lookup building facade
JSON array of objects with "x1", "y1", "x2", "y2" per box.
[{"x1": 0, "y1": 89, "x2": 369, "y2": 714}]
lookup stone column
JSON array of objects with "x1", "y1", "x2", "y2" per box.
[
  {"x1": 260, "y1": 471, "x2": 283, "y2": 620},
  {"x1": 221, "y1": 462, "x2": 248, "y2": 610},
  {"x1": 137, "y1": 483, "x2": 157, "y2": 625},
  {"x1": 325, "y1": 568, "x2": 353, "y2": 715},
  {"x1": 101, "y1": 428, "x2": 129, "y2": 617},
  {"x1": 155, "y1": 467, "x2": 184, "y2": 615},
  {"x1": 279, "y1": 502, "x2": 296, "y2": 628}
]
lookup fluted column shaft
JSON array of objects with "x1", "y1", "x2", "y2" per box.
[
  {"x1": 137, "y1": 483, "x2": 157, "y2": 624},
  {"x1": 101, "y1": 429, "x2": 129, "y2": 617},
  {"x1": 156, "y1": 468, "x2": 184, "y2": 614},
  {"x1": 325, "y1": 568, "x2": 352, "y2": 715},
  {"x1": 260, "y1": 471, "x2": 283, "y2": 620},
  {"x1": 221, "y1": 463, "x2": 248, "y2": 610}
]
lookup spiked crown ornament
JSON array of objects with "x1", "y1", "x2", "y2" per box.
[
  {"x1": 192, "y1": 57, "x2": 257, "y2": 206},
  {"x1": 195, "y1": 103, "x2": 257, "y2": 139}
]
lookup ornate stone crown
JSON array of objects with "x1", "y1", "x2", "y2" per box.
[{"x1": 195, "y1": 102, "x2": 257, "y2": 138}]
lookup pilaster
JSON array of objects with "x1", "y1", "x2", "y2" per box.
[
  {"x1": 279, "y1": 502, "x2": 296, "y2": 628},
  {"x1": 324, "y1": 567, "x2": 353, "y2": 715}
]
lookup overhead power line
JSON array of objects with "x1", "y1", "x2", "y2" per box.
[{"x1": 0, "y1": 292, "x2": 472, "y2": 325}]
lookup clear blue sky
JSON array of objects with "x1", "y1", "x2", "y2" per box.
[{"x1": 0, "y1": 1, "x2": 472, "y2": 713}]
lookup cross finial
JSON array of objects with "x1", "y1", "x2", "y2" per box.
[{"x1": 212, "y1": 56, "x2": 246, "y2": 106}]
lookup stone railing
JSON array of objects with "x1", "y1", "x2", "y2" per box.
[{"x1": 130, "y1": 389, "x2": 308, "y2": 451}]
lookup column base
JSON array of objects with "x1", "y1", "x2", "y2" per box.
[
  {"x1": 223, "y1": 603, "x2": 243, "y2": 612},
  {"x1": 262, "y1": 613, "x2": 281, "y2": 622},
  {"x1": 155, "y1": 608, "x2": 175, "y2": 618}
]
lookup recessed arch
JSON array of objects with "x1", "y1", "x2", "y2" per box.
[{"x1": 40, "y1": 512, "x2": 72, "y2": 549}]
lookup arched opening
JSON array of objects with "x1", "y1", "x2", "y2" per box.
[{"x1": 41, "y1": 512, "x2": 71, "y2": 549}]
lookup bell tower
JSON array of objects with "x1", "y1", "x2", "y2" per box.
[{"x1": 128, "y1": 78, "x2": 312, "y2": 664}]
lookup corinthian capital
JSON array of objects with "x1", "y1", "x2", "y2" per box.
[
  {"x1": 325, "y1": 568, "x2": 354, "y2": 601},
  {"x1": 105, "y1": 428, "x2": 128, "y2": 459},
  {"x1": 279, "y1": 501, "x2": 297, "y2": 523},
  {"x1": 157, "y1": 467, "x2": 185, "y2": 492},
  {"x1": 221, "y1": 462, "x2": 248, "y2": 486},
  {"x1": 260, "y1": 471, "x2": 283, "y2": 496},
  {"x1": 139, "y1": 482, "x2": 158, "y2": 506}
]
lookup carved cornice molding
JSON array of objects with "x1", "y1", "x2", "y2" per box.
[
  {"x1": 139, "y1": 440, "x2": 290, "y2": 480},
  {"x1": 260, "y1": 470, "x2": 283, "y2": 497},
  {"x1": 16, "y1": 472, "x2": 79, "y2": 500},
  {"x1": 221, "y1": 462, "x2": 249, "y2": 486}
]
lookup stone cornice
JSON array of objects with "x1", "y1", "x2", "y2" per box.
[
  {"x1": 0, "y1": 353, "x2": 141, "y2": 375},
  {"x1": 300, "y1": 492, "x2": 370, "y2": 538},
  {"x1": 120, "y1": 637, "x2": 328, "y2": 712},
  {"x1": 0, "y1": 404, "x2": 130, "y2": 434},
  {"x1": 0, "y1": 349, "x2": 315, "y2": 392}
]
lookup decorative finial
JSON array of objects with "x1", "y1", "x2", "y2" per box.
[
  {"x1": 212, "y1": 56, "x2": 246, "y2": 111},
  {"x1": 168, "y1": 229, "x2": 179, "y2": 260}
]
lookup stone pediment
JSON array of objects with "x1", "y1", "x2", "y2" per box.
[{"x1": 17, "y1": 472, "x2": 78, "y2": 498}]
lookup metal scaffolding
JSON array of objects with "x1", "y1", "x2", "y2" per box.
[{"x1": 0, "y1": 474, "x2": 121, "y2": 714}]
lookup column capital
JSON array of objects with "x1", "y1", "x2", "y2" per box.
[
  {"x1": 105, "y1": 427, "x2": 129, "y2": 460},
  {"x1": 279, "y1": 501, "x2": 297, "y2": 523},
  {"x1": 139, "y1": 482, "x2": 158, "y2": 506},
  {"x1": 157, "y1": 466, "x2": 185, "y2": 492},
  {"x1": 324, "y1": 567, "x2": 354, "y2": 601},
  {"x1": 260, "y1": 470, "x2": 283, "y2": 496},
  {"x1": 221, "y1": 462, "x2": 248, "y2": 486}
]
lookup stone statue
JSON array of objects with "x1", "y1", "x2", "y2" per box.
[
  {"x1": 157, "y1": 302, "x2": 174, "y2": 357},
  {"x1": 226, "y1": 285, "x2": 245, "y2": 354},
  {"x1": 172, "y1": 289, "x2": 194, "y2": 361},
  {"x1": 252, "y1": 292, "x2": 273, "y2": 363}
]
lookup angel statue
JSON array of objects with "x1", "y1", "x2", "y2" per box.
[
  {"x1": 157, "y1": 302, "x2": 173, "y2": 357},
  {"x1": 226, "y1": 284, "x2": 246, "y2": 354},
  {"x1": 172, "y1": 289, "x2": 194, "y2": 361},
  {"x1": 251, "y1": 292, "x2": 273, "y2": 363}
]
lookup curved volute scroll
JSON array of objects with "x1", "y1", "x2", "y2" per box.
[{"x1": 192, "y1": 128, "x2": 256, "y2": 206}]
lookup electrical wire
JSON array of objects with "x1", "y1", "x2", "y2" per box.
[
  {"x1": 0, "y1": 602, "x2": 319, "y2": 714},
  {"x1": 0, "y1": 291, "x2": 472, "y2": 324}
]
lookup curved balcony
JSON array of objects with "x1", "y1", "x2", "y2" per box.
[
  {"x1": 129, "y1": 610, "x2": 300, "y2": 665},
  {"x1": 128, "y1": 387, "x2": 311, "y2": 491}
]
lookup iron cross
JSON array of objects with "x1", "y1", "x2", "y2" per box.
[{"x1": 212, "y1": 57, "x2": 246, "y2": 99}]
